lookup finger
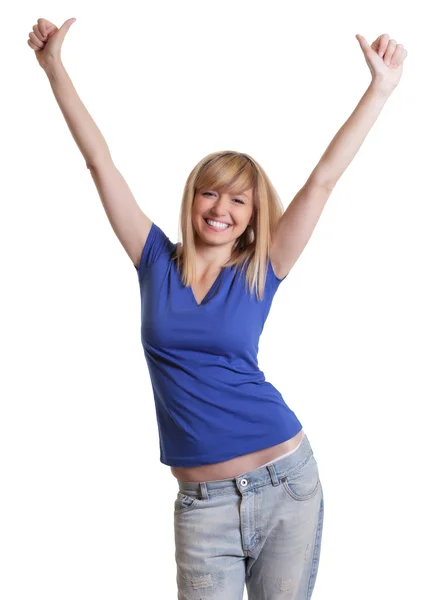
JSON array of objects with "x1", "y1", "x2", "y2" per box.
[
  {"x1": 383, "y1": 39, "x2": 397, "y2": 66},
  {"x1": 27, "y1": 39, "x2": 39, "y2": 51},
  {"x1": 371, "y1": 33, "x2": 389, "y2": 58},
  {"x1": 378, "y1": 34, "x2": 391, "y2": 58},
  {"x1": 29, "y1": 31, "x2": 44, "y2": 49},
  {"x1": 37, "y1": 18, "x2": 54, "y2": 38},
  {"x1": 390, "y1": 44, "x2": 405, "y2": 67},
  {"x1": 32, "y1": 24, "x2": 46, "y2": 43}
]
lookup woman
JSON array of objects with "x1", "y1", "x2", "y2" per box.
[{"x1": 28, "y1": 17, "x2": 407, "y2": 599}]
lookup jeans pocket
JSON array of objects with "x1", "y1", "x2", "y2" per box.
[
  {"x1": 174, "y1": 491, "x2": 200, "y2": 515},
  {"x1": 281, "y1": 453, "x2": 321, "y2": 501}
]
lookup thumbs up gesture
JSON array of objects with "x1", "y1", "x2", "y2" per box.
[
  {"x1": 356, "y1": 33, "x2": 408, "y2": 92},
  {"x1": 27, "y1": 17, "x2": 76, "y2": 69}
]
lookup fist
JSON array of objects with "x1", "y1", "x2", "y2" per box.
[{"x1": 27, "y1": 17, "x2": 76, "y2": 69}]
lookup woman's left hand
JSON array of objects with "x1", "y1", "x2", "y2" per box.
[{"x1": 356, "y1": 33, "x2": 408, "y2": 92}]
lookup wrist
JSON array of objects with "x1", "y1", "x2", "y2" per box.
[
  {"x1": 369, "y1": 77, "x2": 396, "y2": 98},
  {"x1": 43, "y1": 58, "x2": 64, "y2": 79}
]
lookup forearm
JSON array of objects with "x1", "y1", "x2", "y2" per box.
[
  {"x1": 44, "y1": 60, "x2": 111, "y2": 167},
  {"x1": 311, "y1": 80, "x2": 394, "y2": 189}
]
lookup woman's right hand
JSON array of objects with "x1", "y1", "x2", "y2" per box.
[{"x1": 27, "y1": 17, "x2": 76, "y2": 70}]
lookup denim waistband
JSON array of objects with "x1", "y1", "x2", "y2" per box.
[{"x1": 177, "y1": 432, "x2": 314, "y2": 499}]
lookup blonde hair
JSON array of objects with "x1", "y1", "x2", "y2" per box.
[{"x1": 172, "y1": 150, "x2": 284, "y2": 301}]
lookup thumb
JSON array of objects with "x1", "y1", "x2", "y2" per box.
[
  {"x1": 58, "y1": 17, "x2": 76, "y2": 38},
  {"x1": 355, "y1": 34, "x2": 370, "y2": 54}
]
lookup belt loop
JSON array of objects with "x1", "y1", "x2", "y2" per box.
[
  {"x1": 267, "y1": 463, "x2": 280, "y2": 486},
  {"x1": 199, "y1": 482, "x2": 208, "y2": 500}
]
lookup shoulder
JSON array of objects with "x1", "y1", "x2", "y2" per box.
[{"x1": 135, "y1": 222, "x2": 177, "y2": 278}]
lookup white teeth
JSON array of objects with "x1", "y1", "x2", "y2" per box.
[{"x1": 206, "y1": 219, "x2": 230, "y2": 229}]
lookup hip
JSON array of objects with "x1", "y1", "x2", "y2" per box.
[{"x1": 171, "y1": 428, "x2": 305, "y2": 482}]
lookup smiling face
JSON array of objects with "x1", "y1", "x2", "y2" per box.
[{"x1": 191, "y1": 186, "x2": 255, "y2": 249}]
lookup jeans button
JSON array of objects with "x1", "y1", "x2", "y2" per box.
[{"x1": 240, "y1": 478, "x2": 248, "y2": 487}]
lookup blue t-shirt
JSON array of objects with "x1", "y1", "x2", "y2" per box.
[{"x1": 135, "y1": 222, "x2": 303, "y2": 467}]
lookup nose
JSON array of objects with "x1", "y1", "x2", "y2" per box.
[{"x1": 210, "y1": 194, "x2": 230, "y2": 215}]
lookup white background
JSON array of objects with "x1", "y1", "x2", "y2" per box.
[{"x1": 2, "y1": 1, "x2": 430, "y2": 598}]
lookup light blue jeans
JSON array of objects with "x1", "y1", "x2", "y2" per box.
[{"x1": 174, "y1": 432, "x2": 324, "y2": 599}]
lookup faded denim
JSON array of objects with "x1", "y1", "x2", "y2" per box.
[{"x1": 173, "y1": 433, "x2": 324, "y2": 599}]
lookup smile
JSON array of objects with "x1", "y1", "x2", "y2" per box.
[{"x1": 204, "y1": 218, "x2": 232, "y2": 231}]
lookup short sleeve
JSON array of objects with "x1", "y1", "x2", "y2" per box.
[
  {"x1": 267, "y1": 259, "x2": 288, "y2": 286},
  {"x1": 135, "y1": 222, "x2": 176, "y2": 280}
]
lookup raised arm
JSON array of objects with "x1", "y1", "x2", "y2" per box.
[
  {"x1": 270, "y1": 33, "x2": 408, "y2": 280},
  {"x1": 28, "y1": 17, "x2": 152, "y2": 268}
]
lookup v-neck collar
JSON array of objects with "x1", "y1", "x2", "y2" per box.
[{"x1": 189, "y1": 268, "x2": 226, "y2": 307}]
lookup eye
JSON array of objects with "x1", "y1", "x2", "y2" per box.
[{"x1": 202, "y1": 192, "x2": 245, "y2": 204}]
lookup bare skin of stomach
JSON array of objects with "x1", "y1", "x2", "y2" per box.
[{"x1": 170, "y1": 429, "x2": 304, "y2": 483}]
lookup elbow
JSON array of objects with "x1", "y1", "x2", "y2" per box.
[{"x1": 310, "y1": 174, "x2": 336, "y2": 193}]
